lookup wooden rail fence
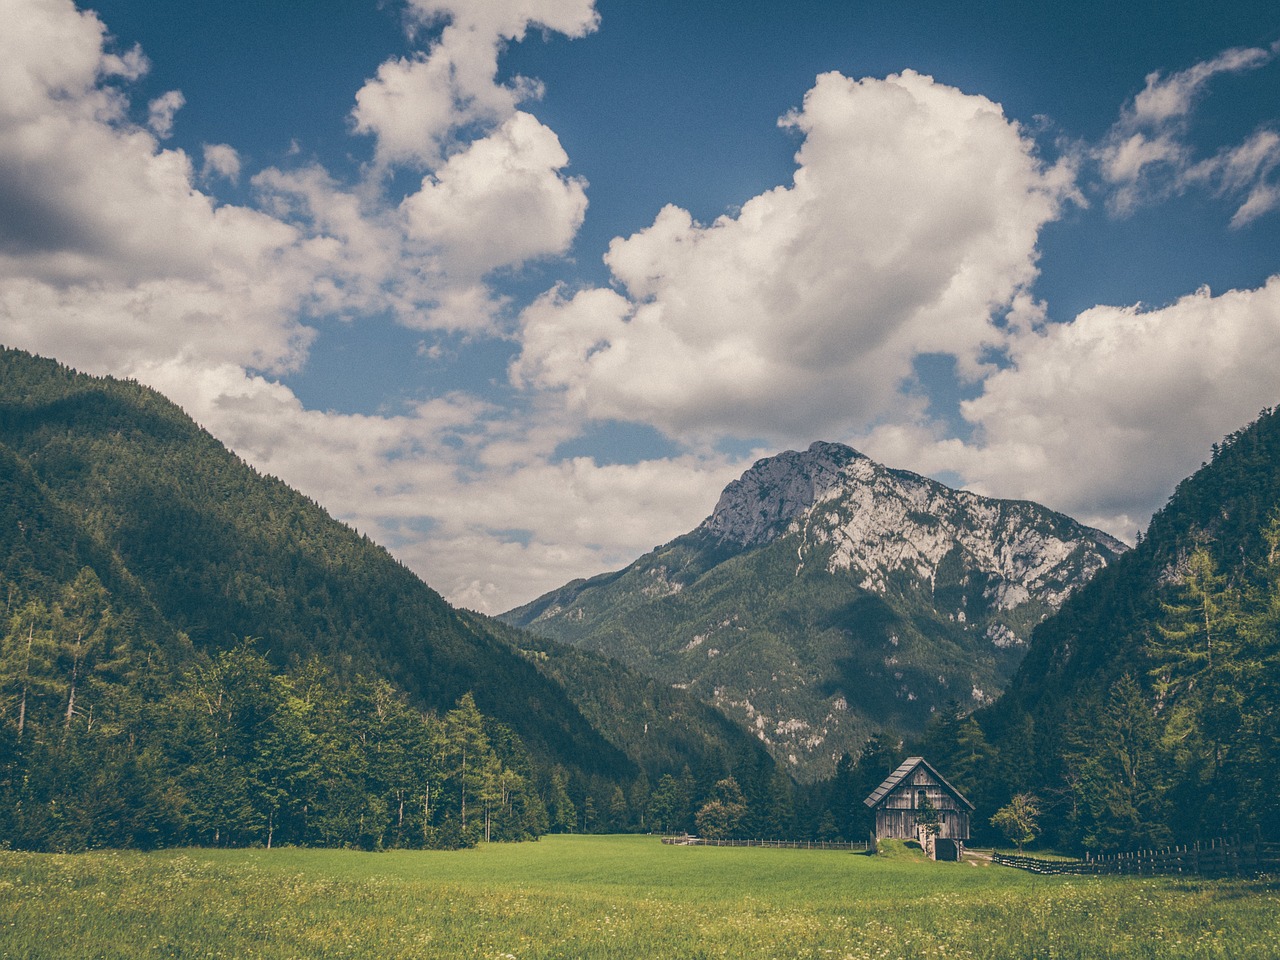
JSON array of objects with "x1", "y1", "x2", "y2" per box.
[
  {"x1": 992, "y1": 838, "x2": 1280, "y2": 877},
  {"x1": 661, "y1": 835, "x2": 870, "y2": 852}
]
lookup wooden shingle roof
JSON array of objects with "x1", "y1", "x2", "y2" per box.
[{"x1": 862, "y1": 756, "x2": 975, "y2": 810}]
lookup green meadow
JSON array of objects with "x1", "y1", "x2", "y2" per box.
[{"x1": 0, "y1": 835, "x2": 1277, "y2": 959}]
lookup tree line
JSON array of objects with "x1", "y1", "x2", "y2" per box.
[
  {"x1": 0, "y1": 566, "x2": 868, "y2": 851},
  {"x1": 0, "y1": 568, "x2": 552, "y2": 851}
]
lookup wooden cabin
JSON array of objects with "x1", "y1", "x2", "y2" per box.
[{"x1": 863, "y1": 756, "x2": 973, "y2": 860}]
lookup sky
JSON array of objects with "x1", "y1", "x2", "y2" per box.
[{"x1": 2, "y1": 0, "x2": 1279, "y2": 613}]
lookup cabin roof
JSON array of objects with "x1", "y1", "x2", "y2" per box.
[{"x1": 862, "y1": 756, "x2": 975, "y2": 810}]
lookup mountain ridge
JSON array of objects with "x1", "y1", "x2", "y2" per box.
[{"x1": 504, "y1": 441, "x2": 1127, "y2": 778}]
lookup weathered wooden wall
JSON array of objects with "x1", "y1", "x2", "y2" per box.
[{"x1": 874, "y1": 766, "x2": 970, "y2": 840}]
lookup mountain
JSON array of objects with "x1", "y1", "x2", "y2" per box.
[
  {"x1": 1, "y1": 347, "x2": 796, "y2": 848},
  {"x1": 0, "y1": 348, "x2": 627, "y2": 776},
  {"x1": 959, "y1": 407, "x2": 1280, "y2": 849},
  {"x1": 503, "y1": 441, "x2": 1127, "y2": 779}
]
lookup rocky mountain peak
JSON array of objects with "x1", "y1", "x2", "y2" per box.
[
  {"x1": 505, "y1": 440, "x2": 1128, "y2": 779},
  {"x1": 701, "y1": 441, "x2": 868, "y2": 547},
  {"x1": 699, "y1": 441, "x2": 1127, "y2": 635}
]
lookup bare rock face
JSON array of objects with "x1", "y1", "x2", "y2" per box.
[
  {"x1": 701, "y1": 441, "x2": 1127, "y2": 625},
  {"x1": 505, "y1": 442, "x2": 1127, "y2": 779},
  {"x1": 701, "y1": 442, "x2": 864, "y2": 547}
]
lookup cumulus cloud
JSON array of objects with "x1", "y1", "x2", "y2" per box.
[
  {"x1": 513, "y1": 70, "x2": 1075, "y2": 443},
  {"x1": 863, "y1": 278, "x2": 1280, "y2": 539},
  {"x1": 1097, "y1": 44, "x2": 1280, "y2": 224},
  {"x1": 201, "y1": 143, "x2": 241, "y2": 183},
  {"x1": 245, "y1": 111, "x2": 588, "y2": 333},
  {"x1": 0, "y1": 0, "x2": 597, "y2": 377},
  {"x1": 342, "y1": 0, "x2": 599, "y2": 330},
  {"x1": 0, "y1": 0, "x2": 320, "y2": 376},
  {"x1": 146, "y1": 89, "x2": 184, "y2": 138},
  {"x1": 401, "y1": 111, "x2": 587, "y2": 280},
  {"x1": 352, "y1": 0, "x2": 598, "y2": 169}
]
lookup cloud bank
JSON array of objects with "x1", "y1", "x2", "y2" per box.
[
  {"x1": 864, "y1": 279, "x2": 1280, "y2": 538},
  {"x1": 514, "y1": 70, "x2": 1075, "y2": 443}
]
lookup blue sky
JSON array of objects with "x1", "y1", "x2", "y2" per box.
[{"x1": 2, "y1": 0, "x2": 1279, "y2": 611}]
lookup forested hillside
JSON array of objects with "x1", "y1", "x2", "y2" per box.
[
  {"x1": 0, "y1": 348, "x2": 622, "y2": 760},
  {"x1": 0, "y1": 349, "x2": 790, "y2": 849},
  {"x1": 923, "y1": 408, "x2": 1280, "y2": 850}
]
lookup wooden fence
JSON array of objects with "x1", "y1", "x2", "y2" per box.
[
  {"x1": 992, "y1": 838, "x2": 1280, "y2": 877},
  {"x1": 661, "y1": 835, "x2": 870, "y2": 852}
]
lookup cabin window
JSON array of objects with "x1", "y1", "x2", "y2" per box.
[{"x1": 916, "y1": 788, "x2": 927, "y2": 809}]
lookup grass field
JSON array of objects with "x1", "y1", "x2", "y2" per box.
[{"x1": 1, "y1": 835, "x2": 1277, "y2": 959}]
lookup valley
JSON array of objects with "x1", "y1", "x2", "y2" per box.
[{"x1": 4, "y1": 347, "x2": 1280, "y2": 863}]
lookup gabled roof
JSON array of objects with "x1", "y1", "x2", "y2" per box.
[{"x1": 863, "y1": 756, "x2": 975, "y2": 810}]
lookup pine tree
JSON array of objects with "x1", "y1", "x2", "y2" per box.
[
  {"x1": 544, "y1": 767, "x2": 577, "y2": 834},
  {"x1": 1149, "y1": 548, "x2": 1246, "y2": 833},
  {"x1": 1064, "y1": 675, "x2": 1170, "y2": 852},
  {"x1": 646, "y1": 774, "x2": 687, "y2": 834},
  {"x1": 1150, "y1": 548, "x2": 1236, "y2": 702},
  {"x1": 0, "y1": 601, "x2": 62, "y2": 739}
]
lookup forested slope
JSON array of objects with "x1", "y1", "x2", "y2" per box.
[
  {"x1": 0, "y1": 350, "x2": 627, "y2": 849},
  {"x1": 0, "y1": 348, "x2": 804, "y2": 850},
  {"x1": 926, "y1": 408, "x2": 1280, "y2": 850},
  {"x1": 0, "y1": 348, "x2": 623, "y2": 775}
]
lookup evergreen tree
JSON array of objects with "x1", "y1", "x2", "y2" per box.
[
  {"x1": 1148, "y1": 548, "x2": 1247, "y2": 835},
  {"x1": 544, "y1": 767, "x2": 577, "y2": 833},
  {"x1": 764, "y1": 768, "x2": 796, "y2": 839},
  {"x1": 0, "y1": 600, "x2": 61, "y2": 739},
  {"x1": 1150, "y1": 548, "x2": 1236, "y2": 701},
  {"x1": 1064, "y1": 676, "x2": 1170, "y2": 852},
  {"x1": 646, "y1": 774, "x2": 688, "y2": 834}
]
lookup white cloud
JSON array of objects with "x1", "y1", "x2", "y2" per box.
[
  {"x1": 201, "y1": 143, "x2": 242, "y2": 183},
  {"x1": 352, "y1": 0, "x2": 598, "y2": 169},
  {"x1": 0, "y1": 0, "x2": 142, "y2": 116},
  {"x1": 403, "y1": 0, "x2": 600, "y2": 41},
  {"x1": 401, "y1": 111, "x2": 587, "y2": 280},
  {"x1": 1198, "y1": 130, "x2": 1280, "y2": 227},
  {"x1": 1128, "y1": 46, "x2": 1272, "y2": 127},
  {"x1": 863, "y1": 278, "x2": 1280, "y2": 539},
  {"x1": 147, "y1": 89, "x2": 184, "y2": 138},
  {"x1": 1097, "y1": 44, "x2": 1280, "y2": 223},
  {"x1": 0, "y1": 0, "x2": 599, "y2": 376},
  {"x1": 514, "y1": 70, "x2": 1074, "y2": 443},
  {"x1": 0, "y1": 1, "x2": 325, "y2": 376}
]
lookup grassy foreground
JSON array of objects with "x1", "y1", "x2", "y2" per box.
[{"x1": 0, "y1": 835, "x2": 1277, "y2": 959}]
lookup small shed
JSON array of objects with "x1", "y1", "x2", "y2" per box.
[{"x1": 863, "y1": 756, "x2": 973, "y2": 860}]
